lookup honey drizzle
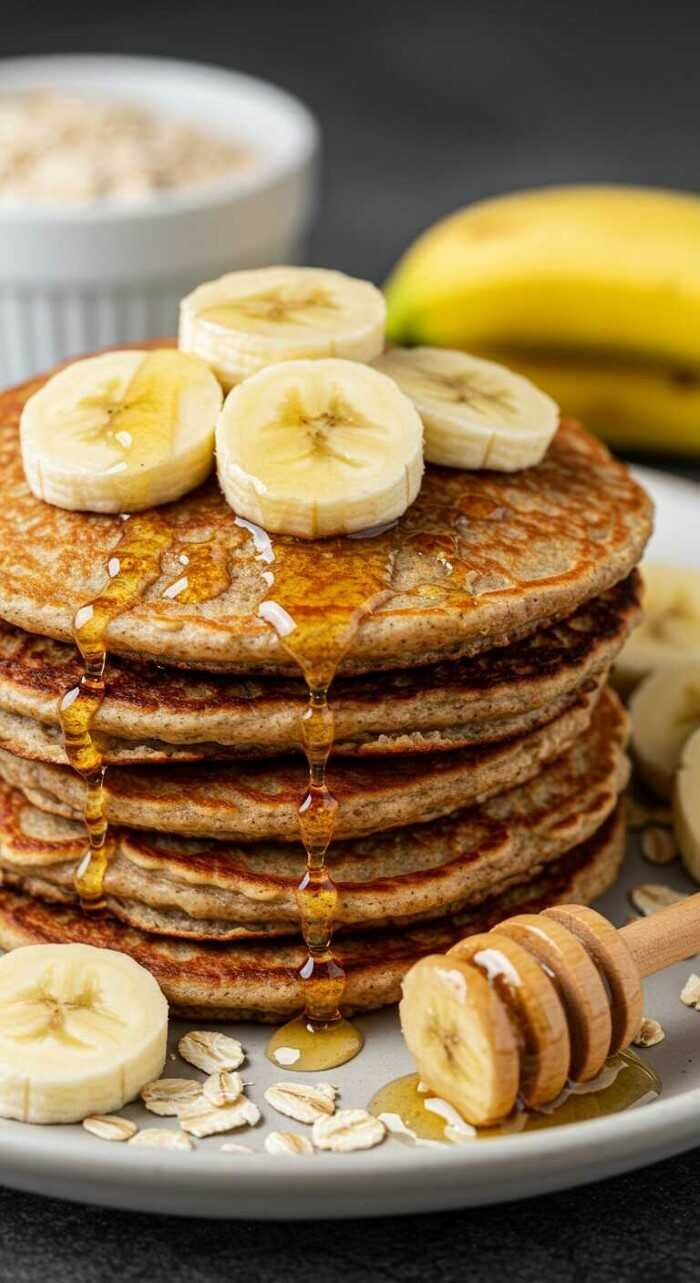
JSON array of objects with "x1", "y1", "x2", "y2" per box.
[
  {"x1": 244, "y1": 519, "x2": 397, "y2": 1066},
  {"x1": 58, "y1": 514, "x2": 173, "y2": 909},
  {"x1": 59, "y1": 516, "x2": 239, "y2": 910},
  {"x1": 368, "y1": 1053, "x2": 661, "y2": 1142}
]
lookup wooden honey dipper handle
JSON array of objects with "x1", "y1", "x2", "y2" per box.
[{"x1": 619, "y1": 890, "x2": 700, "y2": 977}]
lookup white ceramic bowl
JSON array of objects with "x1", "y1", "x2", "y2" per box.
[{"x1": 0, "y1": 55, "x2": 319, "y2": 385}]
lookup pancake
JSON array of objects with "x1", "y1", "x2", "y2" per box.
[
  {"x1": 0, "y1": 685, "x2": 629, "y2": 938},
  {"x1": 0, "y1": 574, "x2": 640, "y2": 763},
  {"x1": 0, "y1": 686, "x2": 596, "y2": 766},
  {"x1": 0, "y1": 682, "x2": 606, "y2": 842},
  {"x1": 0, "y1": 805, "x2": 626, "y2": 1020},
  {"x1": 0, "y1": 362, "x2": 652, "y2": 675}
]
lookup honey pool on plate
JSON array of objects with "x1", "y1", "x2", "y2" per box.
[{"x1": 369, "y1": 1051, "x2": 661, "y2": 1142}]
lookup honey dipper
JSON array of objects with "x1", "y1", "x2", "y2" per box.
[{"x1": 399, "y1": 895, "x2": 700, "y2": 1126}]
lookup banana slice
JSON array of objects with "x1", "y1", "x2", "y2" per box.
[
  {"x1": 372, "y1": 346, "x2": 559, "y2": 470},
  {"x1": 20, "y1": 349, "x2": 222, "y2": 514},
  {"x1": 674, "y1": 727, "x2": 700, "y2": 882},
  {"x1": 399, "y1": 954, "x2": 520, "y2": 1127},
  {"x1": 614, "y1": 564, "x2": 700, "y2": 694},
  {"x1": 216, "y1": 358, "x2": 424, "y2": 538},
  {"x1": 179, "y1": 266, "x2": 386, "y2": 389},
  {"x1": 629, "y1": 661, "x2": 700, "y2": 799},
  {"x1": 0, "y1": 943, "x2": 168, "y2": 1124}
]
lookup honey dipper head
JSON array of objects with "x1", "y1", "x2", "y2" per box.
[{"x1": 399, "y1": 906, "x2": 644, "y2": 1127}]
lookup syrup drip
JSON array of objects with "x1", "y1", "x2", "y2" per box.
[
  {"x1": 59, "y1": 516, "x2": 238, "y2": 911},
  {"x1": 249, "y1": 520, "x2": 397, "y2": 1070},
  {"x1": 368, "y1": 1052, "x2": 661, "y2": 1142},
  {"x1": 58, "y1": 514, "x2": 172, "y2": 909}
]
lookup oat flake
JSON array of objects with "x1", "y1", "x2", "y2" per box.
[
  {"x1": 83, "y1": 1114, "x2": 136, "y2": 1142},
  {"x1": 312, "y1": 1109, "x2": 386, "y2": 1153},
  {"x1": 178, "y1": 1031, "x2": 245, "y2": 1074}
]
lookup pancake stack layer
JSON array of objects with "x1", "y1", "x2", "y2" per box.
[{"x1": 0, "y1": 365, "x2": 653, "y2": 1020}]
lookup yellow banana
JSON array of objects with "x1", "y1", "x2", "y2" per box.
[{"x1": 385, "y1": 185, "x2": 700, "y2": 455}]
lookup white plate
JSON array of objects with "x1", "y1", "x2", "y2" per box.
[{"x1": 1, "y1": 465, "x2": 699, "y2": 1219}]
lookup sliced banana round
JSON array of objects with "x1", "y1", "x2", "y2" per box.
[
  {"x1": 372, "y1": 346, "x2": 559, "y2": 471},
  {"x1": 0, "y1": 943, "x2": 168, "y2": 1124},
  {"x1": 614, "y1": 563, "x2": 700, "y2": 694},
  {"x1": 630, "y1": 661, "x2": 700, "y2": 799},
  {"x1": 399, "y1": 954, "x2": 519, "y2": 1127},
  {"x1": 216, "y1": 358, "x2": 424, "y2": 538},
  {"x1": 179, "y1": 266, "x2": 386, "y2": 389},
  {"x1": 674, "y1": 727, "x2": 700, "y2": 883},
  {"x1": 20, "y1": 348, "x2": 222, "y2": 514}
]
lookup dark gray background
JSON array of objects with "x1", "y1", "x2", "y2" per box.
[{"x1": 1, "y1": 1, "x2": 699, "y2": 1277}]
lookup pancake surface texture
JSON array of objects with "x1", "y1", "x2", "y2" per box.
[
  {"x1": 0, "y1": 575, "x2": 640, "y2": 762},
  {"x1": 0, "y1": 805, "x2": 626, "y2": 1020},
  {"x1": 0, "y1": 683, "x2": 603, "y2": 841},
  {"x1": 0, "y1": 687, "x2": 629, "y2": 938},
  {"x1": 0, "y1": 365, "x2": 652, "y2": 673}
]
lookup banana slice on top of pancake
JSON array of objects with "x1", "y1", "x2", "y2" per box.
[
  {"x1": 20, "y1": 348, "x2": 222, "y2": 514},
  {"x1": 373, "y1": 346, "x2": 559, "y2": 471},
  {"x1": 216, "y1": 357, "x2": 424, "y2": 537},
  {"x1": 179, "y1": 266, "x2": 386, "y2": 388}
]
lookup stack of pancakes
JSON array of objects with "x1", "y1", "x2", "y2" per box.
[{"x1": 0, "y1": 367, "x2": 652, "y2": 1020}]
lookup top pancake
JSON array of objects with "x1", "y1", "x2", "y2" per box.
[{"x1": 0, "y1": 364, "x2": 652, "y2": 674}]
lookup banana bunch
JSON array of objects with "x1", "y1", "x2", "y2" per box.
[
  {"x1": 0, "y1": 944, "x2": 167, "y2": 1124},
  {"x1": 385, "y1": 185, "x2": 700, "y2": 456}
]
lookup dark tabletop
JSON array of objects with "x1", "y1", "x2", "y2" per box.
[{"x1": 1, "y1": 0, "x2": 699, "y2": 1276}]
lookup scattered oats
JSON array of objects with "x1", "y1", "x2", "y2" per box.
[
  {"x1": 312, "y1": 1109, "x2": 386, "y2": 1153},
  {"x1": 680, "y1": 974, "x2": 700, "y2": 1010},
  {"x1": 220, "y1": 1142, "x2": 255, "y2": 1154},
  {"x1": 264, "y1": 1081, "x2": 337, "y2": 1125},
  {"x1": 169, "y1": 1053, "x2": 177, "y2": 1062},
  {"x1": 82, "y1": 1114, "x2": 137, "y2": 1142},
  {"x1": 129, "y1": 1128, "x2": 193, "y2": 1151},
  {"x1": 627, "y1": 800, "x2": 673, "y2": 830},
  {"x1": 265, "y1": 1130, "x2": 314, "y2": 1157},
  {"x1": 178, "y1": 1031, "x2": 245, "y2": 1074},
  {"x1": 202, "y1": 1071, "x2": 244, "y2": 1108},
  {"x1": 178, "y1": 1094, "x2": 260, "y2": 1138},
  {"x1": 633, "y1": 1016, "x2": 666, "y2": 1047},
  {"x1": 273, "y1": 1046, "x2": 301, "y2": 1067},
  {"x1": 141, "y1": 1078, "x2": 201, "y2": 1117},
  {"x1": 417, "y1": 1080, "x2": 429, "y2": 1094},
  {"x1": 629, "y1": 884, "x2": 688, "y2": 916},
  {"x1": 640, "y1": 827, "x2": 677, "y2": 865}
]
